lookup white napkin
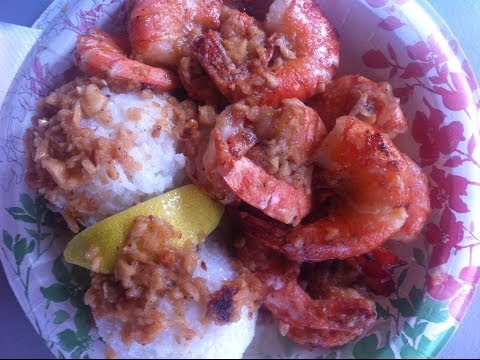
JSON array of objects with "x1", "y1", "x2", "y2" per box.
[{"x1": 0, "y1": 22, "x2": 42, "y2": 107}]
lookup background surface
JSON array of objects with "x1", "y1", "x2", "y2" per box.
[{"x1": 0, "y1": 0, "x2": 479, "y2": 358}]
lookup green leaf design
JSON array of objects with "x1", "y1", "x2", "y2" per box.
[
  {"x1": 404, "y1": 322, "x2": 415, "y2": 338},
  {"x1": 26, "y1": 240, "x2": 35, "y2": 254},
  {"x1": 416, "y1": 296, "x2": 450, "y2": 323},
  {"x1": 53, "y1": 310, "x2": 70, "y2": 325},
  {"x1": 42, "y1": 210, "x2": 57, "y2": 227},
  {"x1": 390, "y1": 298, "x2": 415, "y2": 317},
  {"x1": 25, "y1": 228, "x2": 39, "y2": 239},
  {"x1": 70, "y1": 265, "x2": 91, "y2": 288},
  {"x1": 376, "y1": 345, "x2": 395, "y2": 359},
  {"x1": 75, "y1": 309, "x2": 93, "y2": 339},
  {"x1": 41, "y1": 283, "x2": 70, "y2": 302},
  {"x1": 408, "y1": 286, "x2": 423, "y2": 311},
  {"x1": 53, "y1": 256, "x2": 71, "y2": 285},
  {"x1": 413, "y1": 248, "x2": 425, "y2": 267},
  {"x1": 403, "y1": 320, "x2": 428, "y2": 342},
  {"x1": 2, "y1": 229, "x2": 13, "y2": 251},
  {"x1": 352, "y1": 334, "x2": 395, "y2": 359},
  {"x1": 7, "y1": 212, "x2": 37, "y2": 224},
  {"x1": 418, "y1": 335, "x2": 433, "y2": 352},
  {"x1": 415, "y1": 321, "x2": 428, "y2": 338},
  {"x1": 417, "y1": 327, "x2": 456, "y2": 358},
  {"x1": 71, "y1": 346, "x2": 87, "y2": 359},
  {"x1": 6, "y1": 207, "x2": 25, "y2": 215},
  {"x1": 397, "y1": 268, "x2": 408, "y2": 288},
  {"x1": 375, "y1": 302, "x2": 390, "y2": 320},
  {"x1": 20, "y1": 193, "x2": 36, "y2": 218},
  {"x1": 57, "y1": 329, "x2": 81, "y2": 352},
  {"x1": 400, "y1": 343, "x2": 421, "y2": 359},
  {"x1": 70, "y1": 291, "x2": 89, "y2": 311},
  {"x1": 13, "y1": 238, "x2": 29, "y2": 265},
  {"x1": 34, "y1": 194, "x2": 47, "y2": 209},
  {"x1": 353, "y1": 334, "x2": 375, "y2": 358}
]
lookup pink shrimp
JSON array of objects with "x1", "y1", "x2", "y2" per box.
[
  {"x1": 127, "y1": 0, "x2": 223, "y2": 67},
  {"x1": 195, "y1": 0, "x2": 339, "y2": 106},
  {"x1": 74, "y1": 29, "x2": 178, "y2": 91},
  {"x1": 232, "y1": 234, "x2": 377, "y2": 348},
  {"x1": 200, "y1": 99, "x2": 326, "y2": 225},
  {"x1": 391, "y1": 155, "x2": 431, "y2": 242},
  {"x1": 308, "y1": 75, "x2": 408, "y2": 138},
  {"x1": 239, "y1": 116, "x2": 419, "y2": 262}
]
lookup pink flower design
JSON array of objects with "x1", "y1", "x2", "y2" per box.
[
  {"x1": 427, "y1": 271, "x2": 476, "y2": 322},
  {"x1": 426, "y1": 207, "x2": 464, "y2": 268},
  {"x1": 412, "y1": 97, "x2": 465, "y2": 166},
  {"x1": 362, "y1": 49, "x2": 392, "y2": 69},
  {"x1": 379, "y1": 16, "x2": 404, "y2": 31},
  {"x1": 430, "y1": 167, "x2": 470, "y2": 213},
  {"x1": 427, "y1": 272, "x2": 462, "y2": 301},
  {"x1": 462, "y1": 60, "x2": 478, "y2": 91},
  {"x1": 406, "y1": 35, "x2": 448, "y2": 67},
  {"x1": 459, "y1": 266, "x2": 480, "y2": 284},
  {"x1": 449, "y1": 287, "x2": 474, "y2": 322}
]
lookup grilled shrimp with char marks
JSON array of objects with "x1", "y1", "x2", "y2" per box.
[
  {"x1": 182, "y1": 99, "x2": 326, "y2": 225},
  {"x1": 241, "y1": 116, "x2": 420, "y2": 261},
  {"x1": 233, "y1": 235, "x2": 378, "y2": 348},
  {"x1": 196, "y1": 0, "x2": 339, "y2": 106},
  {"x1": 308, "y1": 75, "x2": 408, "y2": 138},
  {"x1": 127, "y1": 0, "x2": 223, "y2": 67}
]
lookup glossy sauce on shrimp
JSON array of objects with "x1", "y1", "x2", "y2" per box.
[
  {"x1": 74, "y1": 29, "x2": 178, "y2": 91},
  {"x1": 242, "y1": 116, "x2": 417, "y2": 262},
  {"x1": 308, "y1": 75, "x2": 408, "y2": 138},
  {"x1": 196, "y1": 0, "x2": 340, "y2": 106},
  {"x1": 65, "y1": 0, "x2": 432, "y2": 352},
  {"x1": 182, "y1": 99, "x2": 326, "y2": 225},
  {"x1": 127, "y1": 0, "x2": 223, "y2": 67}
]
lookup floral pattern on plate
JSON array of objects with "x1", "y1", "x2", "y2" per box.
[{"x1": 0, "y1": 0, "x2": 478, "y2": 358}]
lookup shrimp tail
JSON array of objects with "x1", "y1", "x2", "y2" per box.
[
  {"x1": 265, "y1": 281, "x2": 377, "y2": 332},
  {"x1": 238, "y1": 210, "x2": 289, "y2": 250},
  {"x1": 74, "y1": 29, "x2": 179, "y2": 91},
  {"x1": 347, "y1": 247, "x2": 406, "y2": 296}
]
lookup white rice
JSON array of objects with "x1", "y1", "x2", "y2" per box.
[
  {"x1": 95, "y1": 239, "x2": 257, "y2": 359},
  {"x1": 53, "y1": 89, "x2": 187, "y2": 226}
]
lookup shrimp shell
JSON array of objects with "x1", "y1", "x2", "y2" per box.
[{"x1": 74, "y1": 29, "x2": 178, "y2": 91}]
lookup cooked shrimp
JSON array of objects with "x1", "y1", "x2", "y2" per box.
[
  {"x1": 197, "y1": 99, "x2": 326, "y2": 225},
  {"x1": 345, "y1": 247, "x2": 405, "y2": 296},
  {"x1": 195, "y1": 0, "x2": 339, "y2": 106},
  {"x1": 233, "y1": 235, "x2": 377, "y2": 348},
  {"x1": 391, "y1": 155, "x2": 430, "y2": 242},
  {"x1": 178, "y1": 56, "x2": 226, "y2": 104},
  {"x1": 240, "y1": 116, "x2": 413, "y2": 261},
  {"x1": 308, "y1": 75, "x2": 408, "y2": 138},
  {"x1": 127, "y1": 0, "x2": 223, "y2": 67},
  {"x1": 74, "y1": 29, "x2": 178, "y2": 91}
]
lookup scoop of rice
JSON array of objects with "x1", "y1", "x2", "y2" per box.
[
  {"x1": 75, "y1": 90, "x2": 187, "y2": 223},
  {"x1": 26, "y1": 78, "x2": 194, "y2": 230},
  {"x1": 95, "y1": 239, "x2": 257, "y2": 359}
]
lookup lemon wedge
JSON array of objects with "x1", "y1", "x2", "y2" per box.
[{"x1": 64, "y1": 184, "x2": 224, "y2": 273}]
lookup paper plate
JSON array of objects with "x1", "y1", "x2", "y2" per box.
[{"x1": 1, "y1": 0, "x2": 479, "y2": 358}]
